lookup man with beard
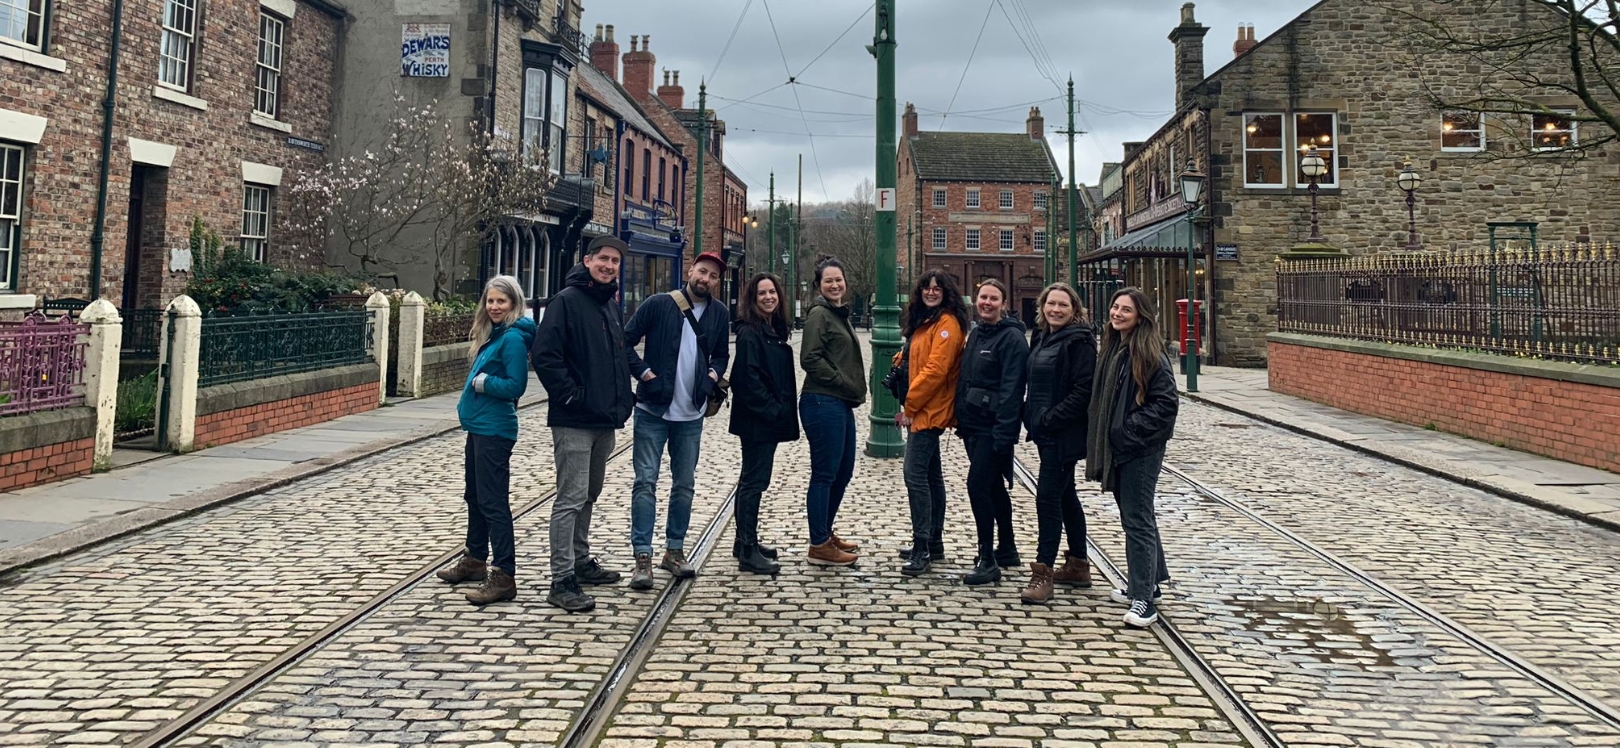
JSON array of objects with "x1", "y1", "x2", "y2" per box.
[
  {"x1": 531, "y1": 237, "x2": 635, "y2": 613},
  {"x1": 623, "y1": 252, "x2": 731, "y2": 590}
]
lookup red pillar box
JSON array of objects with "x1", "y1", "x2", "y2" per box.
[{"x1": 1175, "y1": 299, "x2": 1204, "y2": 359}]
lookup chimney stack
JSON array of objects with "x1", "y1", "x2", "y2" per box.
[
  {"x1": 658, "y1": 69, "x2": 685, "y2": 109},
  {"x1": 1233, "y1": 23, "x2": 1257, "y2": 58},
  {"x1": 590, "y1": 24, "x2": 620, "y2": 82},
  {"x1": 622, "y1": 34, "x2": 656, "y2": 101},
  {"x1": 1167, "y1": 2, "x2": 1209, "y2": 111},
  {"x1": 903, "y1": 102, "x2": 918, "y2": 138},
  {"x1": 1026, "y1": 106, "x2": 1045, "y2": 140}
]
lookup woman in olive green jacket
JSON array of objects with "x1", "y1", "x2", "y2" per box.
[{"x1": 799, "y1": 257, "x2": 867, "y2": 566}]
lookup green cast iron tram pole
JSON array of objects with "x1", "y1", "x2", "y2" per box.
[
  {"x1": 768, "y1": 172, "x2": 776, "y2": 274},
  {"x1": 1066, "y1": 77, "x2": 1078, "y2": 285},
  {"x1": 865, "y1": 0, "x2": 903, "y2": 458},
  {"x1": 694, "y1": 82, "x2": 707, "y2": 257}
]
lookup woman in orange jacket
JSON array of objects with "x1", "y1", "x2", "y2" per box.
[{"x1": 894, "y1": 270, "x2": 970, "y2": 577}]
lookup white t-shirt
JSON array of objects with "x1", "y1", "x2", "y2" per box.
[{"x1": 658, "y1": 297, "x2": 708, "y2": 422}]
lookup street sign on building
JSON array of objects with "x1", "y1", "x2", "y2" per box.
[{"x1": 401, "y1": 24, "x2": 451, "y2": 77}]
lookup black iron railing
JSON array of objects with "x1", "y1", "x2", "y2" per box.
[
  {"x1": 424, "y1": 309, "x2": 477, "y2": 349},
  {"x1": 121, "y1": 309, "x2": 165, "y2": 361},
  {"x1": 198, "y1": 310, "x2": 374, "y2": 387},
  {"x1": 1276, "y1": 245, "x2": 1620, "y2": 365}
]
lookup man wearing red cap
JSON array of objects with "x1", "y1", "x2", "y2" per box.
[{"x1": 622, "y1": 251, "x2": 731, "y2": 590}]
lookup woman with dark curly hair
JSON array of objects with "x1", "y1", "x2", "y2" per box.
[{"x1": 894, "y1": 270, "x2": 969, "y2": 577}]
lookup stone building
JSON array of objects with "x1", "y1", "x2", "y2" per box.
[
  {"x1": 1087, "y1": 1, "x2": 1620, "y2": 366},
  {"x1": 1, "y1": 0, "x2": 345, "y2": 310},
  {"x1": 896, "y1": 103, "x2": 1059, "y2": 323}
]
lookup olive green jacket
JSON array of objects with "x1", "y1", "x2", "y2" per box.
[{"x1": 799, "y1": 297, "x2": 868, "y2": 406}]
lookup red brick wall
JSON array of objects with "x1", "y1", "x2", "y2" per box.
[
  {"x1": 193, "y1": 382, "x2": 377, "y2": 449},
  {"x1": 0, "y1": 438, "x2": 94, "y2": 492},
  {"x1": 1269, "y1": 341, "x2": 1620, "y2": 473}
]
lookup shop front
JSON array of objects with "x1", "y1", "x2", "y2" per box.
[{"x1": 619, "y1": 202, "x2": 686, "y2": 319}]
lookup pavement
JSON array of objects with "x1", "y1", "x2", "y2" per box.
[
  {"x1": 1182, "y1": 365, "x2": 1620, "y2": 533},
  {"x1": 0, "y1": 374, "x2": 545, "y2": 576}
]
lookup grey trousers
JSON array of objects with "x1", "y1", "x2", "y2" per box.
[
  {"x1": 1112, "y1": 449, "x2": 1170, "y2": 602},
  {"x1": 550, "y1": 426, "x2": 615, "y2": 579}
]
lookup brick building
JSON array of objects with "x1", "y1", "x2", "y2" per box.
[
  {"x1": 896, "y1": 103, "x2": 1059, "y2": 323},
  {"x1": 1087, "y1": 1, "x2": 1620, "y2": 366},
  {"x1": 1, "y1": 0, "x2": 345, "y2": 310}
]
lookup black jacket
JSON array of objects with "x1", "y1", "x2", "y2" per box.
[
  {"x1": 954, "y1": 316, "x2": 1029, "y2": 453},
  {"x1": 530, "y1": 264, "x2": 635, "y2": 430},
  {"x1": 1024, "y1": 324, "x2": 1096, "y2": 460},
  {"x1": 1108, "y1": 352, "x2": 1178, "y2": 463},
  {"x1": 624, "y1": 288, "x2": 730, "y2": 416},
  {"x1": 729, "y1": 318, "x2": 800, "y2": 443}
]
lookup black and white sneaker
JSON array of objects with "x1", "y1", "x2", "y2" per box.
[
  {"x1": 1110, "y1": 586, "x2": 1163, "y2": 605},
  {"x1": 1123, "y1": 599, "x2": 1159, "y2": 628}
]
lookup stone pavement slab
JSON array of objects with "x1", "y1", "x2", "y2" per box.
[
  {"x1": 0, "y1": 373, "x2": 544, "y2": 575},
  {"x1": 1183, "y1": 365, "x2": 1620, "y2": 531}
]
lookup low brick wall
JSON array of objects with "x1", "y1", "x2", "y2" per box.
[
  {"x1": 0, "y1": 408, "x2": 95, "y2": 490},
  {"x1": 1268, "y1": 333, "x2": 1620, "y2": 473},
  {"x1": 193, "y1": 364, "x2": 379, "y2": 449},
  {"x1": 420, "y1": 343, "x2": 471, "y2": 398}
]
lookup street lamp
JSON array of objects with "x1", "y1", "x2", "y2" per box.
[
  {"x1": 1179, "y1": 158, "x2": 1205, "y2": 393},
  {"x1": 1300, "y1": 145, "x2": 1328, "y2": 242},
  {"x1": 1397, "y1": 159, "x2": 1422, "y2": 250}
]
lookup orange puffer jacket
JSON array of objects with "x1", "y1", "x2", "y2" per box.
[{"x1": 897, "y1": 313, "x2": 965, "y2": 432}]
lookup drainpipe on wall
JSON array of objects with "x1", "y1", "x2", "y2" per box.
[
  {"x1": 88, "y1": 0, "x2": 128, "y2": 300},
  {"x1": 1201, "y1": 106, "x2": 1217, "y2": 364},
  {"x1": 488, "y1": 2, "x2": 499, "y2": 135}
]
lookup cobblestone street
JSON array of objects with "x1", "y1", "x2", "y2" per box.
[{"x1": 1, "y1": 340, "x2": 1618, "y2": 747}]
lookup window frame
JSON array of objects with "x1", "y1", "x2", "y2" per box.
[
  {"x1": 1242, "y1": 112, "x2": 1285, "y2": 189},
  {"x1": 999, "y1": 189, "x2": 1013, "y2": 210},
  {"x1": 1033, "y1": 190, "x2": 1047, "y2": 211},
  {"x1": 1441, "y1": 110, "x2": 1485, "y2": 153},
  {"x1": 965, "y1": 228, "x2": 980, "y2": 251},
  {"x1": 965, "y1": 188, "x2": 981, "y2": 209},
  {"x1": 932, "y1": 187, "x2": 946, "y2": 208},
  {"x1": 521, "y1": 64, "x2": 570, "y2": 173},
  {"x1": 0, "y1": 142, "x2": 25, "y2": 291},
  {"x1": 0, "y1": 0, "x2": 48, "y2": 51},
  {"x1": 254, "y1": 11, "x2": 284, "y2": 119},
  {"x1": 158, "y1": 0, "x2": 200, "y2": 92},
  {"x1": 240, "y1": 182, "x2": 272, "y2": 263},
  {"x1": 931, "y1": 226, "x2": 946, "y2": 251},
  {"x1": 999, "y1": 228, "x2": 1014, "y2": 251},
  {"x1": 1033, "y1": 228, "x2": 1046, "y2": 254},
  {"x1": 623, "y1": 137, "x2": 634, "y2": 194},
  {"x1": 657, "y1": 155, "x2": 666, "y2": 203},
  {"x1": 1294, "y1": 112, "x2": 1337, "y2": 188},
  {"x1": 641, "y1": 148, "x2": 650, "y2": 200},
  {"x1": 1532, "y1": 110, "x2": 1577, "y2": 151}
]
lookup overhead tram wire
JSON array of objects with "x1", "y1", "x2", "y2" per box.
[
  {"x1": 940, "y1": 0, "x2": 999, "y2": 130},
  {"x1": 760, "y1": 0, "x2": 830, "y2": 200},
  {"x1": 706, "y1": 0, "x2": 756, "y2": 85},
  {"x1": 1006, "y1": 0, "x2": 1064, "y2": 91},
  {"x1": 995, "y1": 0, "x2": 1063, "y2": 96},
  {"x1": 712, "y1": 81, "x2": 789, "y2": 113},
  {"x1": 794, "y1": 2, "x2": 875, "y2": 79}
]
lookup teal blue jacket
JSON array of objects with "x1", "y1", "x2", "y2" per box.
[{"x1": 457, "y1": 317, "x2": 537, "y2": 441}]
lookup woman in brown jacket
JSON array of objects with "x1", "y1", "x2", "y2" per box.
[{"x1": 895, "y1": 270, "x2": 969, "y2": 576}]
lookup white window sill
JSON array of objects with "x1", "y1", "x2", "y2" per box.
[
  {"x1": 153, "y1": 85, "x2": 209, "y2": 111},
  {"x1": 0, "y1": 294, "x2": 38, "y2": 310},
  {"x1": 0, "y1": 43, "x2": 67, "y2": 72},
  {"x1": 250, "y1": 112, "x2": 292, "y2": 133}
]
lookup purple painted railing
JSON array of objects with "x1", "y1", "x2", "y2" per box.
[{"x1": 0, "y1": 313, "x2": 89, "y2": 417}]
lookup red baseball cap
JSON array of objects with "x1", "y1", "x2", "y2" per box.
[{"x1": 694, "y1": 251, "x2": 726, "y2": 273}]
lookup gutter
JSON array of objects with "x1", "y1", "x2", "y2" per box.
[{"x1": 86, "y1": 0, "x2": 127, "y2": 300}]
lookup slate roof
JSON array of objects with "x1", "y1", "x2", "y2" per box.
[
  {"x1": 574, "y1": 64, "x2": 674, "y2": 150},
  {"x1": 907, "y1": 132, "x2": 1059, "y2": 183}
]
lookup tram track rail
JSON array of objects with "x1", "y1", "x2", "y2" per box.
[
  {"x1": 1007, "y1": 457, "x2": 1286, "y2": 748},
  {"x1": 129, "y1": 438, "x2": 639, "y2": 748}
]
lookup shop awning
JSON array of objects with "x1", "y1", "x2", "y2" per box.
[{"x1": 1081, "y1": 213, "x2": 1199, "y2": 265}]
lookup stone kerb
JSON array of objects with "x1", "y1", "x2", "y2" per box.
[
  {"x1": 365, "y1": 292, "x2": 391, "y2": 405},
  {"x1": 396, "y1": 292, "x2": 426, "y2": 398},
  {"x1": 79, "y1": 300, "x2": 122, "y2": 470}
]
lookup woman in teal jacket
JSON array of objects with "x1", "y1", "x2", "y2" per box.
[{"x1": 439, "y1": 276, "x2": 536, "y2": 606}]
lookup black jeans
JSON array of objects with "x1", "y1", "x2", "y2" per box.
[
  {"x1": 735, "y1": 439, "x2": 777, "y2": 547},
  {"x1": 1113, "y1": 449, "x2": 1169, "y2": 601},
  {"x1": 903, "y1": 428, "x2": 947, "y2": 547},
  {"x1": 463, "y1": 433, "x2": 516, "y2": 575},
  {"x1": 1035, "y1": 443, "x2": 1085, "y2": 567},
  {"x1": 963, "y1": 435, "x2": 1016, "y2": 553}
]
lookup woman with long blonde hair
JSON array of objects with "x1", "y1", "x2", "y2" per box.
[
  {"x1": 438, "y1": 275, "x2": 536, "y2": 606},
  {"x1": 1086, "y1": 287, "x2": 1178, "y2": 627}
]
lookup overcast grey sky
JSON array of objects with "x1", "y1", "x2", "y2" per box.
[{"x1": 581, "y1": 0, "x2": 1316, "y2": 205}]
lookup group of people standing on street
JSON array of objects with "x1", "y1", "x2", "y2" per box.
[{"x1": 440, "y1": 233, "x2": 1180, "y2": 628}]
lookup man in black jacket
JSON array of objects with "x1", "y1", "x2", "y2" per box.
[
  {"x1": 622, "y1": 251, "x2": 730, "y2": 589},
  {"x1": 531, "y1": 236, "x2": 635, "y2": 613}
]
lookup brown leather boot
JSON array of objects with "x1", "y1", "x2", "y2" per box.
[
  {"x1": 829, "y1": 532, "x2": 860, "y2": 553},
  {"x1": 465, "y1": 567, "x2": 517, "y2": 605},
  {"x1": 1053, "y1": 553, "x2": 1093, "y2": 588},
  {"x1": 437, "y1": 554, "x2": 487, "y2": 584},
  {"x1": 808, "y1": 539, "x2": 858, "y2": 566},
  {"x1": 1021, "y1": 563, "x2": 1054, "y2": 605}
]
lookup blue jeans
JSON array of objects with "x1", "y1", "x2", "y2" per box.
[
  {"x1": 631, "y1": 408, "x2": 704, "y2": 557},
  {"x1": 800, "y1": 393, "x2": 856, "y2": 546}
]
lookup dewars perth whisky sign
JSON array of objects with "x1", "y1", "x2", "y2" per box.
[{"x1": 401, "y1": 24, "x2": 451, "y2": 77}]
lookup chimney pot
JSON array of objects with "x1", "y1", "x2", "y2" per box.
[
  {"x1": 594, "y1": 23, "x2": 602, "y2": 42},
  {"x1": 591, "y1": 22, "x2": 621, "y2": 81},
  {"x1": 1026, "y1": 106, "x2": 1045, "y2": 140},
  {"x1": 630, "y1": 35, "x2": 638, "y2": 52},
  {"x1": 606, "y1": 24, "x2": 614, "y2": 42},
  {"x1": 657, "y1": 66, "x2": 685, "y2": 109},
  {"x1": 1233, "y1": 23, "x2": 1259, "y2": 57}
]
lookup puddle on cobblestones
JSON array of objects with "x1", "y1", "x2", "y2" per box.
[{"x1": 1226, "y1": 595, "x2": 1402, "y2": 668}]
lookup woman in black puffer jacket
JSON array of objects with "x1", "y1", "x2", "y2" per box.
[
  {"x1": 954, "y1": 279, "x2": 1029, "y2": 587},
  {"x1": 728, "y1": 273, "x2": 800, "y2": 575},
  {"x1": 1019, "y1": 282, "x2": 1096, "y2": 605}
]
